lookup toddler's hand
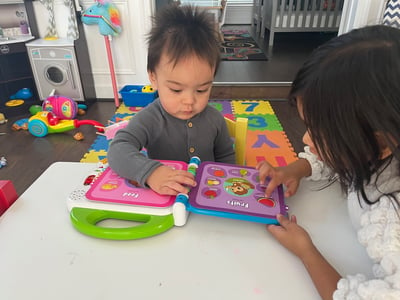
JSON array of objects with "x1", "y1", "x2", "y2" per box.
[{"x1": 146, "y1": 165, "x2": 196, "y2": 196}]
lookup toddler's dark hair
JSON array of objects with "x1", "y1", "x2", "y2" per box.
[{"x1": 147, "y1": 4, "x2": 221, "y2": 74}]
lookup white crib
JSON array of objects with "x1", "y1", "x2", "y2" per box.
[{"x1": 262, "y1": 0, "x2": 344, "y2": 46}]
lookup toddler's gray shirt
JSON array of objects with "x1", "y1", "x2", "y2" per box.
[{"x1": 108, "y1": 99, "x2": 236, "y2": 186}]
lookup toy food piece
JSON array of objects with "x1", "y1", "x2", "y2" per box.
[
  {"x1": 12, "y1": 118, "x2": 29, "y2": 130},
  {"x1": 29, "y1": 105, "x2": 42, "y2": 116},
  {"x1": 0, "y1": 113, "x2": 7, "y2": 124},
  {"x1": 73, "y1": 132, "x2": 84, "y2": 141},
  {"x1": 5, "y1": 99, "x2": 24, "y2": 107},
  {"x1": 0, "y1": 156, "x2": 7, "y2": 168}
]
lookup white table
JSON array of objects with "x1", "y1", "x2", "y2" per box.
[{"x1": 0, "y1": 162, "x2": 372, "y2": 300}]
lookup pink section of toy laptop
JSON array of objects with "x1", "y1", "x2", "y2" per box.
[{"x1": 86, "y1": 161, "x2": 187, "y2": 207}]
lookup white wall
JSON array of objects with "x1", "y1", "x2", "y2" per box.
[{"x1": 32, "y1": 0, "x2": 154, "y2": 99}]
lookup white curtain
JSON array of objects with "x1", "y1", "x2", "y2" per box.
[{"x1": 339, "y1": 0, "x2": 387, "y2": 35}]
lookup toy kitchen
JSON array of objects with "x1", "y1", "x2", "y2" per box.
[{"x1": 0, "y1": 0, "x2": 39, "y2": 116}]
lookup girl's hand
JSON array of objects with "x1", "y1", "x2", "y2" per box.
[
  {"x1": 267, "y1": 214, "x2": 315, "y2": 259},
  {"x1": 268, "y1": 214, "x2": 341, "y2": 300},
  {"x1": 256, "y1": 158, "x2": 311, "y2": 197},
  {"x1": 146, "y1": 165, "x2": 197, "y2": 195}
]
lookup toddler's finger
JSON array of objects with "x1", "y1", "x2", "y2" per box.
[
  {"x1": 179, "y1": 175, "x2": 197, "y2": 188},
  {"x1": 164, "y1": 181, "x2": 189, "y2": 195}
]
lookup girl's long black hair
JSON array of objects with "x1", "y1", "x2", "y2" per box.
[{"x1": 289, "y1": 25, "x2": 400, "y2": 206}]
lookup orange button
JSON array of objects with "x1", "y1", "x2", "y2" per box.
[{"x1": 189, "y1": 147, "x2": 195, "y2": 153}]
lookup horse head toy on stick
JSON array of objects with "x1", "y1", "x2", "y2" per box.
[
  {"x1": 82, "y1": 0, "x2": 122, "y2": 106},
  {"x1": 81, "y1": 0, "x2": 121, "y2": 36}
]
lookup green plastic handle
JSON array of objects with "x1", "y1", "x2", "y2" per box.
[{"x1": 70, "y1": 207, "x2": 174, "y2": 240}]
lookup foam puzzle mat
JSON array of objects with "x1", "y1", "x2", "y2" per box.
[{"x1": 80, "y1": 100, "x2": 298, "y2": 167}]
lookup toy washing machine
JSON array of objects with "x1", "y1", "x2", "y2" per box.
[{"x1": 26, "y1": 38, "x2": 85, "y2": 101}]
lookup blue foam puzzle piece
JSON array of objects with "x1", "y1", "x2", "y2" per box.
[{"x1": 88, "y1": 135, "x2": 109, "y2": 152}]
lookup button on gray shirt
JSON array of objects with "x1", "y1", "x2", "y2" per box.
[{"x1": 107, "y1": 99, "x2": 236, "y2": 186}]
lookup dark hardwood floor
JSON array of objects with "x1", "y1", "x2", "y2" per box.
[
  {"x1": 213, "y1": 25, "x2": 337, "y2": 98},
  {"x1": 216, "y1": 24, "x2": 337, "y2": 83},
  {"x1": 1, "y1": 101, "x2": 116, "y2": 196},
  {"x1": 0, "y1": 26, "x2": 338, "y2": 196}
]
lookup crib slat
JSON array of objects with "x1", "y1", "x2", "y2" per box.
[
  {"x1": 310, "y1": 0, "x2": 317, "y2": 29},
  {"x1": 316, "y1": 0, "x2": 325, "y2": 29},
  {"x1": 323, "y1": 0, "x2": 332, "y2": 28},
  {"x1": 287, "y1": 0, "x2": 294, "y2": 28},
  {"x1": 332, "y1": 0, "x2": 344, "y2": 28},
  {"x1": 293, "y1": 0, "x2": 301, "y2": 28},
  {"x1": 300, "y1": 0, "x2": 311, "y2": 28},
  {"x1": 278, "y1": 0, "x2": 285, "y2": 28}
]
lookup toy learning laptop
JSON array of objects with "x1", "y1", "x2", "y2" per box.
[{"x1": 67, "y1": 158, "x2": 287, "y2": 240}]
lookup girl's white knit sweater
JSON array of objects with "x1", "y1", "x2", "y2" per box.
[{"x1": 299, "y1": 146, "x2": 400, "y2": 299}]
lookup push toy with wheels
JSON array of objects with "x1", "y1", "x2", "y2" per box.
[{"x1": 28, "y1": 111, "x2": 104, "y2": 137}]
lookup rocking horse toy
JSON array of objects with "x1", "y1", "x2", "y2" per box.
[{"x1": 82, "y1": 0, "x2": 122, "y2": 106}]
